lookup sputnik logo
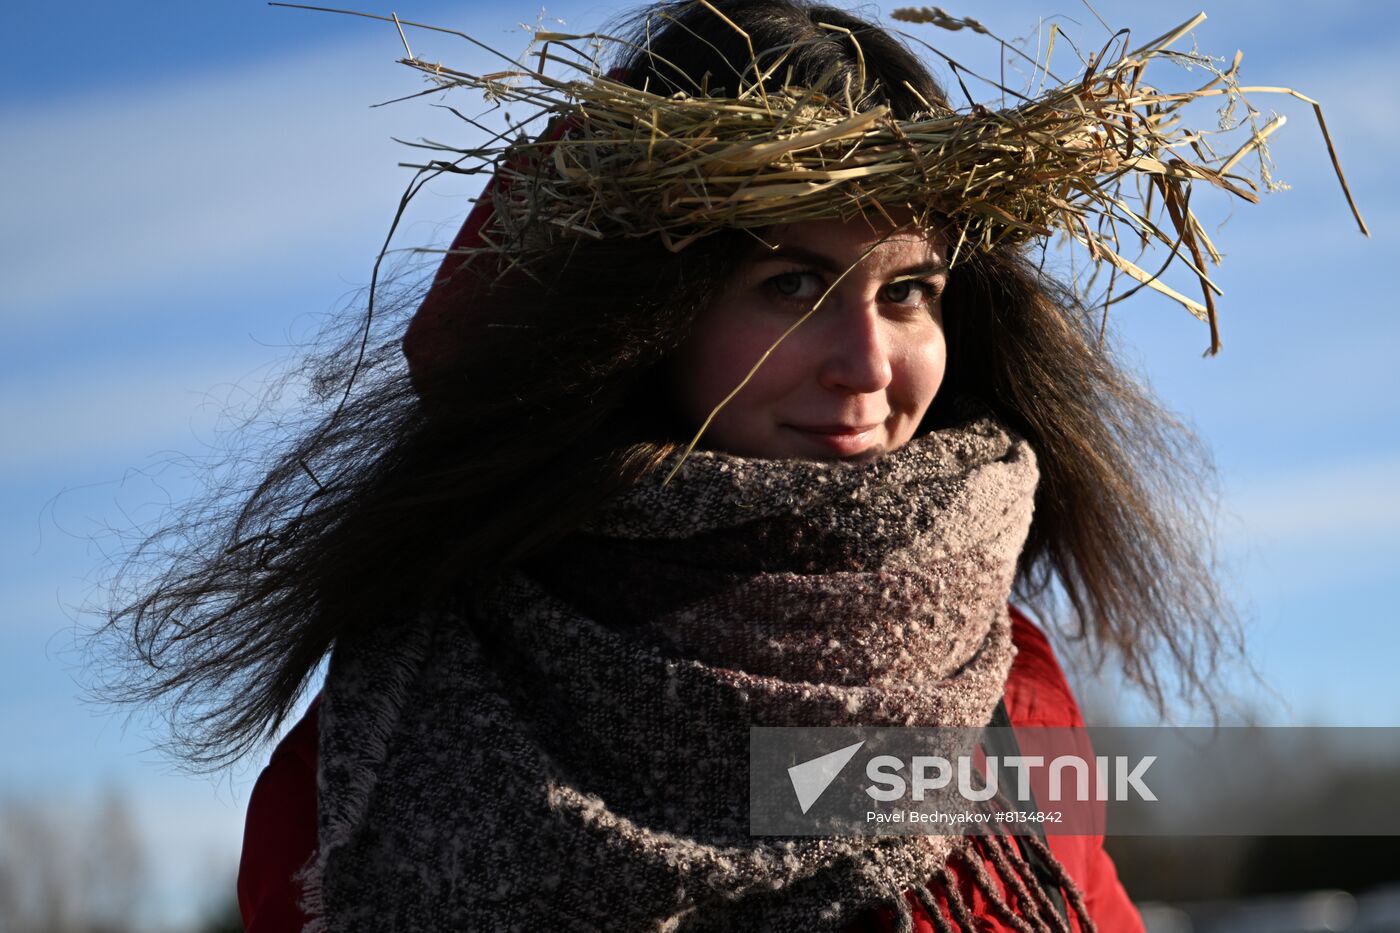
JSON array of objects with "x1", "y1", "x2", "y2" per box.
[{"x1": 788, "y1": 740, "x2": 865, "y2": 813}]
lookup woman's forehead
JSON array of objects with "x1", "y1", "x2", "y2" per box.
[{"x1": 749, "y1": 214, "x2": 949, "y2": 264}]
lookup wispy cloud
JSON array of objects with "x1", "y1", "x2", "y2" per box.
[
  {"x1": 1222, "y1": 455, "x2": 1400, "y2": 542},
  {"x1": 0, "y1": 32, "x2": 503, "y2": 321},
  {"x1": 0, "y1": 354, "x2": 288, "y2": 478}
]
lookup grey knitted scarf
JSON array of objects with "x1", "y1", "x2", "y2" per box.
[{"x1": 295, "y1": 408, "x2": 1094, "y2": 933}]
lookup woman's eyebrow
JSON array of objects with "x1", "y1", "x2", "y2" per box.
[{"x1": 745, "y1": 244, "x2": 949, "y2": 278}]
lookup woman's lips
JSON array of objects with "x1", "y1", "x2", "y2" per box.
[{"x1": 783, "y1": 423, "x2": 882, "y2": 456}]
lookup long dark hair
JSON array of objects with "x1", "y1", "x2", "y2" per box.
[{"x1": 83, "y1": 0, "x2": 1242, "y2": 772}]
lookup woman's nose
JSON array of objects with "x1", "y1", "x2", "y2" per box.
[{"x1": 815, "y1": 298, "x2": 893, "y2": 394}]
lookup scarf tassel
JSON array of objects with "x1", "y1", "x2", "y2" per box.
[
  {"x1": 873, "y1": 832, "x2": 1097, "y2": 933},
  {"x1": 932, "y1": 833, "x2": 1096, "y2": 933},
  {"x1": 293, "y1": 847, "x2": 328, "y2": 933}
]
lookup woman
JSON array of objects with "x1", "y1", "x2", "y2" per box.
[{"x1": 92, "y1": 1, "x2": 1242, "y2": 930}]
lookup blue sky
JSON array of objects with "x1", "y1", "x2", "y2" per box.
[{"x1": 2, "y1": 0, "x2": 1395, "y2": 926}]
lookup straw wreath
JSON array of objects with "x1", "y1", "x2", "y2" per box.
[{"x1": 276, "y1": 2, "x2": 1368, "y2": 362}]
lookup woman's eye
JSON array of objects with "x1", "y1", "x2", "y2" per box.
[
  {"x1": 883, "y1": 280, "x2": 941, "y2": 307},
  {"x1": 761, "y1": 271, "x2": 942, "y2": 309},
  {"x1": 765, "y1": 271, "x2": 822, "y2": 302},
  {"x1": 884, "y1": 281, "x2": 915, "y2": 304}
]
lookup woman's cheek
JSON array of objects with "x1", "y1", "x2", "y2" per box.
[
  {"x1": 679, "y1": 313, "x2": 782, "y2": 420},
  {"x1": 894, "y1": 318, "x2": 944, "y2": 378}
]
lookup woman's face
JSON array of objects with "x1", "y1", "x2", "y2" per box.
[{"x1": 671, "y1": 212, "x2": 950, "y2": 461}]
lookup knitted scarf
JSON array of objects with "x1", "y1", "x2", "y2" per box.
[{"x1": 295, "y1": 406, "x2": 1094, "y2": 933}]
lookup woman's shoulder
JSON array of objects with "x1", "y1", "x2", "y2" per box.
[
  {"x1": 278, "y1": 693, "x2": 322, "y2": 770},
  {"x1": 237, "y1": 694, "x2": 322, "y2": 932},
  {"x1": 1005, "y1": 603, "x2": 1085, "y2": 729}
]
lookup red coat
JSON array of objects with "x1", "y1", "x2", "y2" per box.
[{"x1": 238, "y1": 605, "x2": 1145, "y2": 932}]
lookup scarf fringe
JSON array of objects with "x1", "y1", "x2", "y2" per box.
[
  {"x1": 940, "y1": 832, "x2": 1097, "y2": 933},
  {"x1": 888, "y1": 880, "x2": 917, "y2": 933},
  {"x1": 983, "y1": 833, "x2": 1061, "y2": 933},
  {"x1": 292, "y1": 846, "x2": 327, "y2": 933},
  {"x1": 1020, "y1": 833, "x2": 1099, "y2": 933},
  {"x1": 937, "y1": 864, "x2": 980, "y2": 931},
  {"x1": 912, "y1": 877, "x2": 957, "y2": 933},
  {"x1": 863, "y1": 831, "x2": 1096, "y2": 933}
]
